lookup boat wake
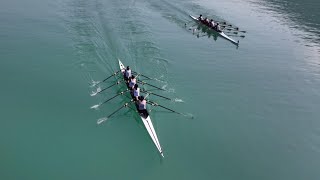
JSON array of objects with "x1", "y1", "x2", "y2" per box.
[
  {"x1": 90, "y1": 87, "x2": 102, "y2": 96},
  {"x1": 153, "y1": 77, "x2": 166, "y2": 83},
  {"x1": 97, "y1": 117, "x2": 108, "y2": 125}
]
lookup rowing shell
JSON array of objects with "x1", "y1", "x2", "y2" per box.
[
  {"x1": 118, "y1": 59, "x2": 164, "y2": 157},
  {"x1": 189, "y1": 15, "x2": 239, "y2": 45}
]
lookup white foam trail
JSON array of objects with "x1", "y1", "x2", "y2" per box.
[
  {"x1": 97, "y1": 117, "x2": 108, "y2": 125},
  {"x1": 167, "y1": 88, "x2": 175, "y2": 93},
  {"x1": 90, "y1": 104, "x2": 100, "y2": 110},
  {"x1": 174, "y1": 98, "x2": 184, "y2": 103},
  {"x1": 153, "y1": 78, "x2": 165, "y2": 83},
  {"x1": 162, "y1": 84, "x2": 168, "y2": 90},
  {"x1": 90, "y1": 80, "x2": 100, "y2": 87}
]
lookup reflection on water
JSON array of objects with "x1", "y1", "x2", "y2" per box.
[{"x1": 250, "y1": 0, "x2": 320, "y2": 47}]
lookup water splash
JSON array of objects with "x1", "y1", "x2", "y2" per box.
[
  {"x1": 90, "y1": 104, "x2": 101, "y2": 110},
  {"x1": 90, "y1": 87, "x2": 101, "y2": 96},
  {"x1": 97, "y1": 117, "x2": 108, "y2": 125},
  {"x1": 90, "y1": 80, "x2": 100, "y2": 87},
  {"x1": 174, "y1": 98, "x2": 184, "y2": 103}
]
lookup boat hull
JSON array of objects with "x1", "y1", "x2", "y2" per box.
[
  {"x1": 118, "y1": 59, "x2": 164, "y2": 157},
  {"x1": 189, "y1": 15, "x2": 239, "y2": 45}
]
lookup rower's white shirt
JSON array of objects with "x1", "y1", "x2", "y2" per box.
[
  {"x1": 129, "y1": 78, "x2": 136, "y2": 88},
  {"x1": 125, "y1": 69, "x2": 131, "y2": 78},
  {"x1": 138, "y1": 100, "x2": 146, "y2": 110},
  {"x1": 216, "y1": 25, "x2": 221, "y2": 31},
  {"x1": 210, "y1": 21, "x2": 215, "y2": 27},
  {"x1": 133, "y1": 87, "x2": 140, "y2": 97}
]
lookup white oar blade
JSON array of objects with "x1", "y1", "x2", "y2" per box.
[
  {"x1": 97, "y1": 117, "x2": 108, "y2": 125},
  {"x1": 90, "y1": 87, "x2": 102, "y2": 96},
  {"x1": 174, "y1": 98, "x2": 184, "y2": 103},
  {"x1": 90, "y1": 103, "x2": 101, "y2": 110}
]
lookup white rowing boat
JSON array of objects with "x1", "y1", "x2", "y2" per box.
[
  {"x1": 118, "y1": 59, "x2": 164, "y2": 157},
  {"x1": 189, "y1": 15, "x2": 239, "y2": 45}
]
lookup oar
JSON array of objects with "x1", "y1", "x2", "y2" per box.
[
  {"x1": 94, "y1": 70, "x2": 121, "y2": 86},
  {"x1": 224, "y1": 28, "x2": 246, "y2": 33},
  {"x1": 138, "y1": 80, "x2": 166, "y2": 91},
  {"x1": 92, "y1": 81, "x2": 122, "y2": 96},
  {"x1": 97, "y1": 102, "x2": 129, "y2": 125},
  {"x1": 142, "y1": 91, "x2": 172, "y2": 101},
  {"x1": 132, "y1": 71, "x2": 155, "y2": 80},
  {"x1": 225, "y1": 33, "x2": 245, "y2": 38},
  {"x1": 100, "y1": 89, "x2": 129, "y2": 105},
  {"x1": 218, "y1": 22, "x2": 232, "y2": 27},
  {"x1": 107, "y1": 103, "x2": 128, "y2": 117},
  {"x1": 147, "y1": 100, "x2": 184, "y2": 116}
]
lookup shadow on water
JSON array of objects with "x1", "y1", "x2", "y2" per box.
[{"x1": 191, "y1": 24, "x2": 219, "y2": 41}]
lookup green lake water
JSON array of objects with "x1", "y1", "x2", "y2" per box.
[{"x1": 1, "y1": 0, "x2": 320, "y2": 179}]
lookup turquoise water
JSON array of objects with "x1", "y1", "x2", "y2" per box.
[{"x1": 1, "y1": 0, "x2": 320, "y2": 179}]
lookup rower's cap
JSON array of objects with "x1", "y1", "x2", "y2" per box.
[
  {"x1": 200, "y1": 14, "x2": 202, "y2": 16},
  {"x1": 134, "y1": 84, "x2": 138, "y2": 88},
  {"x1": 131, "y1": 75, "x2": 135, "y2": 79},
  {"x1": 126, "y1": 66, "x2": 130, "y2": 70},
  {"x1": 140, "y1": 96, "x2": 144, "y2": 100}
]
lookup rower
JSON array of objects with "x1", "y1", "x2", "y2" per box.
[
  {"x1": 128, "y1": 75, "x2": 137, "y2": 89},
  {"x1": 198, "y1": 14, "x2": 203, "y2": 21},
  {"x1": 124, "y1": 66, "x2": 132, "y2": 81},
  {"x1": 132, "y1": 84, "x2": 140, "y2": 101},
  {"x1": 203, "y1": 17, "x2": 208, "y2": 25},
  {"x1": 215, "y1": 23, "x2": 222, "y2": 32},
  {"x1": 137, "y1": 96, "x2": 148, "y2": 118},
  {"x1": 209, "y1": 19, "x2": 215, "y2": 28}
]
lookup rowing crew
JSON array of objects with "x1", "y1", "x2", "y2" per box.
[
  {"x1": 123, "y1": 66, "x2": 148, "y2": 117},
  {"x1": 198, "y1": 14, "x2": 222, "y2": 32}
]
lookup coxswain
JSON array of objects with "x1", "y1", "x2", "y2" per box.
[
  {"x1": 132, "y1": 84, "x2": 140, "y2": 101},
  {"x1": 198, "y1": 14, "x2": 203, "y2": 21},
  {"x1": 128, "y1": 75, "x2": 137, "y2": 89},
  {"x1": 138, "y1": 96, "x2": 148, "y2": 117},
  {"x1": 124, "y1": 66, "x2": 131, "y2": 81}
]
